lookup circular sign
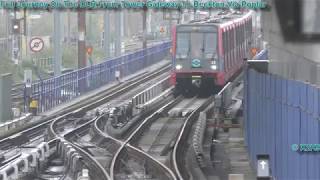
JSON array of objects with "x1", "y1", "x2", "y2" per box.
[
  {"x1": 192, "y1": 59, "x2": 201, "y2": 68},
  {"x1": 29, "y1": 37, "x2": 44, "y2": 52}
]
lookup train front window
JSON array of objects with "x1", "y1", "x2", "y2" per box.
[
  {"x1": 190, "y1": 33, "x2": 204, "y2": 58},
  {"x1": 204, "y1": 33, "x2": 217, "y2": 59},
  {"x1": 176, "y1": 25, "x2": 218, "y2": 62},
  {"x1": 176, "y1": 33, "x2": 189, "y2": 59}
]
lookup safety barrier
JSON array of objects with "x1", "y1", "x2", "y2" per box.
[
  {"x1": 131, "y1": 76, "x2": 171, "y2": 115},
  {"x1": 27, "y1": 41, "x2": 171, "y2": 113},
  {"x1": 192, "y1": 112, "x2": 207, "y2": 168},
  {"x1": 0, "y1": 114, "x2": 32, "y2": 138},
  {"x1": 32, "y1": 57, "x2": 53, "y2": 69},
  {"x1": 244, "y1": 68, "x2": 320, "y2": 179}
]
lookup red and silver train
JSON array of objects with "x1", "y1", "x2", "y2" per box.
[{"x1": 171, "y1": 10, "x2": 253, "y2": 95}]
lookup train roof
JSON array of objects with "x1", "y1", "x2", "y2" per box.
[{"x1": 179, "y1": 10, "x2": 253, "y2": 28}]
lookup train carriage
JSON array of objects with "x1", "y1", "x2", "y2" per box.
[{"x1": 171, "y1": 10, "x2": 253, "y2": 95}]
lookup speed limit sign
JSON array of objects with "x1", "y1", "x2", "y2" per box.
[{"x1": 29, "y1": 37, "x2": 44, "y2": 52}]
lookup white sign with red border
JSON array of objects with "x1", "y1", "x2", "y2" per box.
[{"x1": 29, "y1": 37, "x2": 44, "y2": 52}]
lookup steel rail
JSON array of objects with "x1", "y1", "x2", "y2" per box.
[
  {"x1": 110, "y1": 97, "x2": 181, "y2": 180},
  {"x1": 172, "y1": 96, "x2": 214, "y2": 180}
]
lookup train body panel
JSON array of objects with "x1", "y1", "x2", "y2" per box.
[{"x1": 171, "y1": 10, "x2": 254, "y2": 95}]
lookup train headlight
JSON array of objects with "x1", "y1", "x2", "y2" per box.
[
  {"x1": 210, "y1": 65, "x2": 217, "y2": 70},
  {"x1": 176, "y1": 64, "x2": 183, "y2": 70}
]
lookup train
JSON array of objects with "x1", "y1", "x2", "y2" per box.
[{"x1": 171, "y1": 10, "x2": 254, "y2": 95}]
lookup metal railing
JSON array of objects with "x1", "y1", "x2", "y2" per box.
[
  {"x1": 27, "y1": 41, "x2": 171, "y2": 113},
  {"x1": 131, "y1": 76, "x2": 171, "y2": 115},
  {"x1": 0, "y1": 114, "x2": 32, "y2": 137},
  {"x1": 32, "y1": 57, "x2": 53, "y2": 69}
]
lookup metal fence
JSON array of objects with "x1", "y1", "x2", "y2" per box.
[
  {"x1": 0, "y1": 37, "x2": 9, "y2": 53},
  {"x1": 26, "y1": 41, "x2": 171, "y2": 113},
  {"x1": 244, "y1": 67, "x2": 320, "y2": 179},
  {"x1": 131, "y1": 76, "x2": 170, "y2": 108},
  {"x1": 33, "y1": 57, "x2": 53, "y2": 69}
]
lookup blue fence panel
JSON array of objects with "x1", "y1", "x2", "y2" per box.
[
  {"x1": 316, "y1": 88, "x2": 320, "y2": 179},
  {"x1": 292, "y1": 80, "x2": 301, "y2": 179},
  {"x1": 245, "y1": 67, "x2": 320, "y2": 180},
  {"x1": 308, "y1": 85, "x2": 319, "y2": 179},
  {"x1": 287, "y1": 80, "x2": 299, "y2": 179},
  {"x1": 244, "y1": 67, "x2": 249, "y2": 147},
  {"x1": 281, "y1": 78, "x2": 289, "y2": 179},
  {"x1": 267, "y1": 74, "x2": 276, "y2": 173},
  {"x1": 26, "y1": 41, "x2": 171, "y2": 113},
  {"x1": 299, "y1": 83, "x2": 308, "y2": 179},
  {"x1": 274, "y1": 76, "x2": 282, "y2": 178},
  {"x1": 254, "y1": 71, "x2": 260, "y2": 161}
]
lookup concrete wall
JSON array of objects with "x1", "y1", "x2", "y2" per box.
[{"x1": 262, "y1": 0, "x2": 320, "y2": 84}]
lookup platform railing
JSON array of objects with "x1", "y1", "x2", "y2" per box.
[{"x1": 0, "y1": 114, "x2": 32, "y2": 137}]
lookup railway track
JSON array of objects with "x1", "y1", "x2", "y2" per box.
[
  {"x1": 0, "y1": 64, "x2": 170, "y2": 172},
  {"x1": 106, "y1": 95, "x2": 213, "y2": 180},
  {"x1": 60, "y1": 84, "x2": 174, "y2": 179},
  {"x1": 62, "y1": 78, "x2": 172, "y2": 176},
  {"x1": 2, "y1": 63, "x2": 231, "y2": 180},
  {"x1": 48, "y1": 116, "x2": 111, "y2": 180},
  {"x1": 110, "y1": 96, "x2": 179, "y2": 180},
  {"x1": 19, "y1": 69, "x2": 172, "y2": 180},
  {"x1": 172, "y1": 96, "x2": 214, "y2": 179}
]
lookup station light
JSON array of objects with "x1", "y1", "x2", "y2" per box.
[{"x1": 176, "y1": 64, "x2": 183, "y2": 70}]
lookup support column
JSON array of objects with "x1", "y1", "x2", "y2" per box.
[
  {"x1": 115, "y1": 10, "x2": 121, "y2": 57},
  {"x1": 104, "y1": 11, "x2": 110, "y2": 58},
  {"x1": 53, "y1": 8, "x2": 62, "y2": 76},
  {"x1": 77, "y1": 9, "x2": 86, "y2": 94},
  {"x1": 67, "y1": 10, "x2": 71, "y2": 45},
  {"x1": 142, "y1": 6, "x2": 147, "y2": 49},
  {"x1": 169, "y1": 11, "x2": 172, "y2": 38},
  {"x1": 78, "y1": 9, "x2": 86, "y2": 68}
]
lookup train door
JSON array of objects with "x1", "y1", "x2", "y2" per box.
[
  {"x1": 190, "y1": 32, "x2": 204, "y2": 88},
  {"x1": 231, "y1": 26, "x2": 235, "y2": 69},
  {"x1": 190, "y1": 32, "x2": 204, "y2": 60}
]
